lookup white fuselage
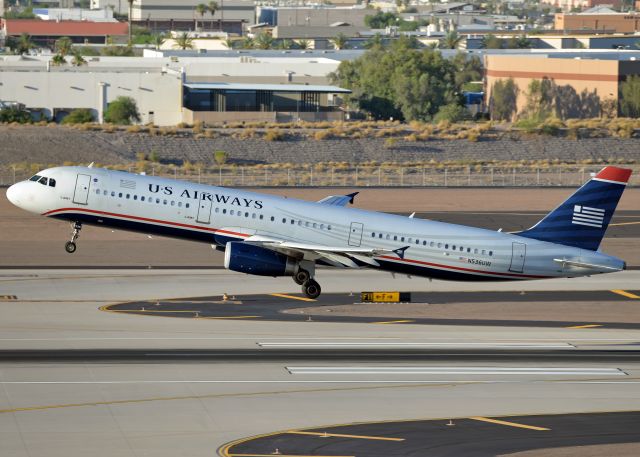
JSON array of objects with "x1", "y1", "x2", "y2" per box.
[{"x1": 6, "y1": 166, "x2": 625, "y2": 281}]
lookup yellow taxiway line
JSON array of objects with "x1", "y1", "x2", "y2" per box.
[
  {"x1": 611, "y1": 289, "x2": 640, "y2": 299},
  {"x1": 470, "y1": 416, "x2": 550, "y2": 431},
  {"x1": 286, "y1": 430, "x2": 405, "y2": 441},
  {"x1": 566, "y1": 324, "x2": 603, "y2": 329},
  {"x1": 270, "y1": 293, "x2": 317, "y2": 302},
  {"x1": 372, "y1": 320, "x2": 415, "y2": 324}
]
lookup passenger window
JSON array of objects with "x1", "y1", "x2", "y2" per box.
[
  {"x1": 238, "y1": 212, "x2": 242, "y2": 217},
  {"x1": 252, "y1": 213, "x2": 256, "y2": 219},
  {"x1": 415, "y1": 239, "x2": 420, "y2": 245},
  {"x1": 141, "y1": 196, "x2": 145, "y2": 201},
  {"x1": 474, "y1": 248, "x2": 478, "y2": 254},
  {"x1": 186, "y1": 203, "x2": 190, "y2": 208},
  {"x1": 171, "y1": 201, "x2": 175, "y2": 206},
  {"x1": 119, "y1": 193, "x2": 123, "y2": 198},
  {"x1": 423, "y1": 240, "x2": 427, "y2": 245},
  {"x1": 328, "y1": 225, "x2": 331, "y2": 230},
  {"x1": 408, "y1": 238, "x2": 412, "y2": 243},
  {"x1": 260, "y1": 215, "x2": 264, "y2": 220},
  {"x1": 223, "y1": 208, "x2": 227, "y2": 214},
  {"x1": 445, "y1": 244, "x2": 449, "y2": 249},
  {"x1": 215, "y1": 207, "x2": 219, "y2": 213},
  {"x1": 313, "y1": 223, "x2": 317, "y2": 228},
  {"x1": 305, "y1": 221, "x2": 309, "y2": 227},
  {"x1": 179, "y1": 202, "x2": 182, "y2": 207},
  {"x1": 282, "y1": 218, "x2": 286, "y2": 223},
  {"x1": 134, "y1": 195, "x2": 138, "y2": 200},
  {"x1": 379, "y1": 233, "x2": 382, "y2": 239},
  {"x1": 163, "y1": 200, "x2": 167, "y2": 205},
  {"x1": 393, "y1": 236, "x2": 397, "y2": 241},
  {"x1": 467, "y1": 247, "x2": 471, "y2": 253},
  {"x1": 372, "y1": 232, "x2": 375, "y2": 237},
  {"x1": 96, "y1": 189, "x2": 100, "y2": 195},
  {"x1": 230, "y1": 210, "x2": 235, "y2": 215},
  {"x1": 126, "y1": 194, "x2": 130, "y2": 199},
  {"x1": 245, "y1": 212, "x2": 249, "y2": 217},
  {"x1": 103, "y1": 190, "x2": 107, "y2": 196},
  {"x1": 111, "y1": 191, "x2": 115, "y2": 197},
  {"x1": 460, "y1": 246, "x2": 464, "y2": 252},
  {"x1": 489, "y1": 251, "x2": 493, "y2": 256},
  {"x1": 270, "y1": 216, "x2": 274, "y2": 221},
  {"x1": 290, "y1": 219, "x2": 294, "y2": 224},
  {"x1": 401, "y1": 237, "x2": 405, "y2": 242},
  {"x1": 430, "y1": 242, "x2": 434, "y2": 247},
  {"x1": 452, "y1": 245, "x2": 456, "y2": 250},
  {"x1": 438, "y1": 243, "x2": 442, "y2": 248},
  {"x1": 482, "y1": 250, "x2": 486, "y2": 255},
  {"x1": 319, "y1": 223, "x2": 323, "y2": 229},
  {"x1": 49, "y1": 178, "x2": 56, "y2": 187}
]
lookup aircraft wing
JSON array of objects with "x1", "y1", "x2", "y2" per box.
[
  {"x1": 243, "y1": 235, "x2": 408, "y2": 268},
  {"x1": 317, "y1": 192, "x2": 359, "y2": 207}
]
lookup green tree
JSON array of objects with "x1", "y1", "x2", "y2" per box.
[
  {"x1": 102, "y1": 45, "x2": 134, "y2": 56},
  {"x1": 523, "y1": 78, "x2": 554, "y2": 121},
  {"x1": 71, "y1": 51, "x2": 87, "y2": 66},
  {"x1": 364, "y1": 33, "x2": 385, "y2": 49},
  {"x1": 173, "y1": 32, "x2": 194, "y2": 50},
  {"x1": 254, "y1": 33, "x2": 274, "y2": 49},
  {"x1": 51, "y1": 53, "x2": 67, "y2": 66},
  {"x1": 296, "y1": 39, "x2": 311, "y2": 50},
  {"x1": 17, "y1": 33, "x2": 34, "y2": 55},
  {"x1": 223, "y1": 38, "x2": 235, "y2": 49},
  {"x1": 481, "y1": 34, "x2": 503, "y2": 49},
  {"x1": 619, "y1": 75, "x2": 640, "y2": 118},
  {"x1": 152, "y1": 33, "x2": 166, "y2": 50},
  {"x1": 505, "y1": 35, "x2": 531, "y2": 49},
  {"x1": 208, "y1": 1, "x2": 219, "y2": 30},
  {"x1": 330, "y1": 33, "x2": 349, "y2": 50},
  {"x1": 241, "y1": 36, "x2": 254, "y2": 49},
  {"x1": 276, "y1": 39, "x2": 294, "y2": 50},
  {"x1": 104, "y1": 96, "x2": 140, "y2": 125},
  {"x1": 364, "y1": 11, "x2": 398, "y2": 28},
  {"x1": 433, "y1": 103, "x2": 467, "y2": 123},
  {"x1": 55, "y1": 36, "x2": 73, "y2": 56},
  {"x1": 61, "y1": 108, "x2": 94, "y2": 124},
  {"x1": 441, "y1": 31, "x2": 463, "y2": 49},
  {"x1": 195, "y1": 3, "x2": 208, "y2": 30},
  {"x1": 490, "y1": 78, "x2": 518, "y2": 121}
]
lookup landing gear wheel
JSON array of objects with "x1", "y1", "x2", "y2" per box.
[
  {"x1": 302, "y1": 279, "x2": 321, "y2": 299},
  {"x1": 65, "y1": 222, "x2": 82, "y2": 254},
  {"x1": 293, "y1": 269, "x2": 310, "y2": 285}
]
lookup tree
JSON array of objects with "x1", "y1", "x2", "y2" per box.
[
  {"x1": 195, "y1": 3, "x2": 208, "y2": 31},
  {"x1": 433, "y1": 103, "x2": 467, "y2": 123},
  {"x1": 55, "y1": 36, "x2": 73, "y2": 56},
  {"x1": 490, "y1": 78, "x2": 518, "y2": 121},
  {"x1": 254, "y1": 33, "x2": 274, "y2": 49},
  {"x1": 104, "y1": 96, "x2": 140, "y2": 125},
  {"x1": 523, "y1": 78, "x2": 554, "y2": 121},
  {"x1": 0, "y1": 106, "x2": 32, "y2": 123},
  {"x1": 505, "y1": 35, "x2": 531, "y2": 49},
  {"x1": 17, "y1": 33, "x2": 34, "y2": 55},
  {"x1": 241, "y1": 36, "x2": 254, "y2": 49},
  {"x1": 102, "y1": 46, "x2": 134, "y2": 56},
  {"x1": 441, "y1": 31, "x2": 462, "y2": 49},
  {"x1": 223, "y1": 38, "x2": 235, "y2": 49},
  {"x1": 51, "y1": 53, "x2": 67, "y2": 66},
  {"x1": 296, "y1": 39, "x2": 311, "y2": 50},
  {"x1": 364, "y1": 33, "x2": 385, "y2": 49},
  {"x1": 619, "y1": 75, "x2": 640, "y2": 118},
  {"x1": 364, "y1": 11, "x2": 398, "y2": 28},
  {"x1": 481, "y1": 34, "x2": 503, "y2": 49},
  {"x1": 152, "y1": 33, "x2": 166, "y2": 50},
  {"x1": 71, "y1": 51, "x2": 87, "y2": 66},
  {"x1": 330, "y1": 33, "x2": 349, "y2": 50},
  {"x1": 61, "y1": 109, "x2": 94, "y2": 124},
  {"x1": 208, "y1": 1, "x2": 219, "y2": 30},
  {"x1": 173, "y1": 32, "x2": 194, "y2": 50},
  {"x1": 276, "y1": 39, "x2": 294, "y2": 50}
]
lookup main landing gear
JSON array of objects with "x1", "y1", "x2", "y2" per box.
[
  {"x1": 293, "y1": 263, "x2": 321, "y2": 299},
  {"x1": 65, "y1": 222, "x2": 82, "y2": 254}
]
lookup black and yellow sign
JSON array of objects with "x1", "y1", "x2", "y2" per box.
[{"x1": 361, "y1": 292, "x2": 411, "y2": 303}]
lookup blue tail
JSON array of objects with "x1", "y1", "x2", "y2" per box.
[{"x1": 517, "y1": 166, "x2": 632, "y2": 251}]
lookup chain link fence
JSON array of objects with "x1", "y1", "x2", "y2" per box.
[{"x1": 1, "y1": 165, "x2": 638, "y2": 188}]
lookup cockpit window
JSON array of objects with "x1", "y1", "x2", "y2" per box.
[
  {"x1": 30, "y1": 175, "x2": 41, "y2": 182},
  {"x1": 38, "y1": 176, "x2": 49, "y2": 186},
  {"x1": 49, "y1": 178, "x2": 56, "y2": 187}
]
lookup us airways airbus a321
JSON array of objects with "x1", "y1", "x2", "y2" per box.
[{"x1": 6, "y1": 165, "x2": 631, "y2": 298}]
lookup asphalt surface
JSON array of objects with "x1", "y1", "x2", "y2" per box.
[
  {"x1": 221, "y1": 411, "x2": 640, "y2": 457},
  {"x1": 106, "y1": 290, "x2": 640, "y2": 329},
  {"x1": 2, "y1": 348, "x2": 640, "y2": 363}
]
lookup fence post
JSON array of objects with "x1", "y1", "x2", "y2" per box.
[
  {"x1": 468, "y1": 166, "x2": 471, "y2": 186},
  {"x1": 152, "y1": 166, "x2": 155, "y2": 177},
  {"x1": 491, "y1": 167, "x2": 494, "y2": 186},
  {"x1": 444, "y1": 168, "x2": 448, "y2": 187},
  {"x1": 241, "y1": 167, "x2": 244, "y2": 186},
  {"x1": 422, "y1": 167, "x2": 425, "y2": 186},
  {"x1": 12, "y1": 166, "x2": 16, "y2": 184},
  {"x1": 559, "y1": 168, "x2": 562, "y2": 186},
  {"x1": 355, "y1": 166, "x2": 358, "y2": 186},
  {"x1": 174, "y1": 167, "x2": 177, "y2": 180},
  {"x1": 264, "y1": 168, "x2": 268, "y2": 186},
  {"x1": 331, "y1": 167, "x2": 334, "y2": 186},
  {"x1": 218, "y1": 166, "x2": 222, "y2": 185},
  {"x1": 310, "y1": 166, "x2": 313, "y2": 186},
  {"x1": 537, "y1": 169, "x2": 540, "y2": 186},
  {"x1": 512, "y1": 168, "x2": 516, "y2": 186},
  {"x1": 288, "y1": 168, "x2": 291, "y2": 186}
]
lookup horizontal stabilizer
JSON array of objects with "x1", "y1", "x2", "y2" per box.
[{"x1": 318, "y1": 192, "x2": 359, "y2": 207}]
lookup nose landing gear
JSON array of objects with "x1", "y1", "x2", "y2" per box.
[{"x1": 65, "y1": 222, "x2": 82, "y2": 254}]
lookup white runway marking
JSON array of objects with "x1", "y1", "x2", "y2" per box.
[
  {"x1": 286, "y1": 366, "x2": 627, "y2": 376},
  {"x1": 258, "y1": 342, "x2": 576, "y2": 349}
]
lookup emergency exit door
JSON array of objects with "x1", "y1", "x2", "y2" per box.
[
  {"x1": 73, "y1": 174, "x2": 91, "y2": 205},
  {"x1": 509, "y1": 242, "x2": 526, "y2": 273}
]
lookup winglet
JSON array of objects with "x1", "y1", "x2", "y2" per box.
[
  {"x1": 393, "y1": 246, "x2": 410, "y2": 259},
  {"x1": 346, "y1": 192, "x2": 359, "y2": 204}
]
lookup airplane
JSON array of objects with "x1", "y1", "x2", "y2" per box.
[{"x1": 6, "y1": 165, "x2": 631, "y2": 299}]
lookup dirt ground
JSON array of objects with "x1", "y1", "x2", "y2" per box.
[{"x1": 1, "y1": 187, "x2": 638, "y2": 267}]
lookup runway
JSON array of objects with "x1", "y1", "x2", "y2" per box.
[{"x1": 0, "y1": 268, "x2": 639, "y2": 456}]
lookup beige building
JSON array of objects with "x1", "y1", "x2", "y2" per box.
[
  {"x1": 485, "y1": 55, "x2": 640, "y2": 119},
  {"x1": 540, "y1": 0, "x2": 622, "y2": 12},
  {"x1": 555, "y1": 10, "x2": 640, "y2": 32}
]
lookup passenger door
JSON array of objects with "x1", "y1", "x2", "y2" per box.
[
  {"x1": 509, "y1": 242, "x2": 526, "y2": 273},
  {"x1": 73, "y1": 174, "x2": 91, "y2": 205},
  {"x1": 197, "y1": 198, "x2": 212, "y2": 224},
  {"x1": 348, "y1": 222, "x2": 364, "y2": 247}
]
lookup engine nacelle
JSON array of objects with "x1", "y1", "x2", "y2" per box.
[{"x1": 224, "y1": 241, "x2": 297, "y2": 277}]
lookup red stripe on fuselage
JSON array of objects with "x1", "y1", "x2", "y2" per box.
[{"x1": 43, "y1": 207, "x2": 249, "y2": 238}]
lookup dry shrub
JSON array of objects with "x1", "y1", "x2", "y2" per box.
[
  {"x1": 264, "y1": 129, "x2": 285, "y2": 141},
  {"x1": 314, "y1": 130, "x2": 333, "y2": 140},
  {"x1": 126, "y1": 125, "x2": 142, "y2": 133},
  {"x1": 193, "y1": 121, "x2": 204, "y2": 134}
]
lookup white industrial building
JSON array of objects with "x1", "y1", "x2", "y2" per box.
[{"x1": 0, "y1": 52, "x2": 349, "y2": 125}]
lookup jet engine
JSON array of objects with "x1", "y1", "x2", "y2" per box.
[{"x1": 224, "y1": 241, "x2": 297, "y2": 277}]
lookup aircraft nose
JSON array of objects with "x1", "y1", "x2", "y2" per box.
[{"x1": 6, "y1": 183, "x2": 20, "y2": 207}]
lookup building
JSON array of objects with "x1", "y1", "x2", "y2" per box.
[
  {"x1": 0, "y1": 53, "x2": 351, "y2": 125},
  {"x1": 33, "y1": 7, "x2": 117, "y2": 21},
  {"x1": 257, "y1": 6, "x2": 370, "y2": 28},
  {"x1": 90, "y1": 0, "x2": 130, "y2": 15},
  {"x1": 555, "y1": 7, "x2": 640, "y2": 33},
  {"x1": 131, "y1": 0, "x2": 255, "y2": 34},
  {"x1": 540, "y1": 0, "x2": 622, "y2": 12},
  {"x1": 0, "y1": 19, "x2": 129, "y2": 47},
  {"x1": 484, "y1": 53, "x2": 640, "y2": 119}
]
